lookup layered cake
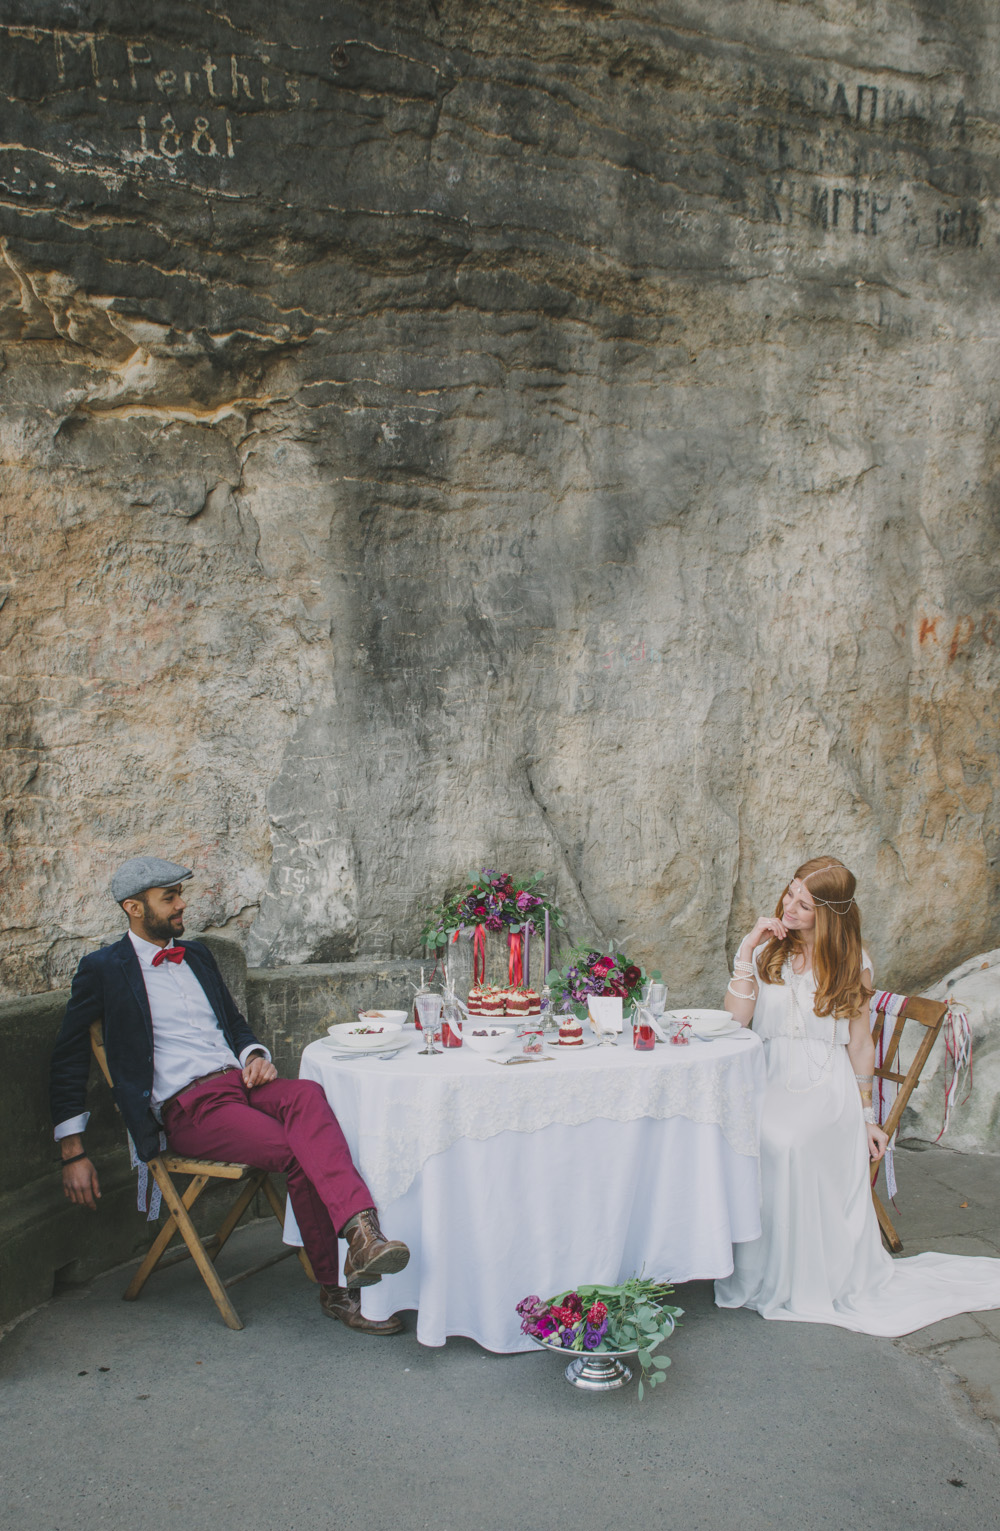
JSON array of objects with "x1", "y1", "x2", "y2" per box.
[
  {"x1": 467, "y1": 985, "x2": 505, "y2": 1017},
  {"x1": 468, "y1": 985, "x2": 542, "y2": 1017},
  {"x1": 558, "y1": 1016, "x2": 584, "y2": 1046}
]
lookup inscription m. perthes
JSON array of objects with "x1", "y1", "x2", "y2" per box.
[{"x1": 5, "y1": 27, "x2": 302, "y2": 111}]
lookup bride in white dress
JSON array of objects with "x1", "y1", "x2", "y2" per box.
[{"x1": 715, "y1": 856, "x2": 1000, "y2": 1335}]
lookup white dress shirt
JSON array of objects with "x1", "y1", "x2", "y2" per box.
[{"x1": 54, "y1": 932, "x2": 269, "y2": 1139}]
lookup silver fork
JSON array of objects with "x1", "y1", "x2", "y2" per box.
[{"x1": 488, "y1": 1055, "x2": 555, "y2": 1066}]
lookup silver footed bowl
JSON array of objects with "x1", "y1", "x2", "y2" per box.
[{"x1": 530, "y1": 1312, "x2": 675, "y2": 1391}]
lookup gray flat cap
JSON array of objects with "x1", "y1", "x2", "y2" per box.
[{"x1": 111, "y1": 857, "x2": 193, "y2": 903}]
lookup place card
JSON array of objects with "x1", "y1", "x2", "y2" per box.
[{"x1": 588, "y1": 996, "x2": 623, "y2": 1036}]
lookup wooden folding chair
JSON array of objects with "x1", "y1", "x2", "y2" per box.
[
  {"x1": 868, "y1": 995, "x2": 949, "y2": 1253},
  {"x1": 90, "y1": 1021, "x2": 314, "y2": 1329}
]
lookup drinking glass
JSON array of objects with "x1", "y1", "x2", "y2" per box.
[
  {"x1": 415, "y1": 993, "x2": 443, "y2": 1055},
  {"x1": 441, "y1": 998, "x2": 463, "y2": 1048},
  {"x1": 632, "y1": 1005, "x2": 656, "y2": 1051},
  {"x1": 646, "y1": 982, "x2": 668, "y2": 1019}
]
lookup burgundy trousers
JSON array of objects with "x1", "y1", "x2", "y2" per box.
[{"x1": 161, "y1": 1071, "x2": 372, "y2": 1286}]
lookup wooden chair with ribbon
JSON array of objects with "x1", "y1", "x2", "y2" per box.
[
  {"x1": 868, "y1": 993, "x2": 951, "y2": 1253},
  {"x1": 89, "y1": 1020, "x2": 314, "y2": 1329}
]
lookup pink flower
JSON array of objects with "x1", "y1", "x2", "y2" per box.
[
  {"x1": 585, "y1": 1301, "x2": 608, "y2": 1326},
  {"x1": 592, "y1": 957, "x2": 614, "y2": 979}
]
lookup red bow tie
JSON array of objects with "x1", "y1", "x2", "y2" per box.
[{"x1": 151, "y1": 946, "x2": 185, "y2": 967}]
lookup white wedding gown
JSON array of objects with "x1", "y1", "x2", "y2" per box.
[{"x1": 715, "y1": 948, "x2": 1000, "y2": 1335}]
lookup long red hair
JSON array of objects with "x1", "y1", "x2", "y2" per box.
[{"x1": 758, "y1": 856, "x2": 870, "y2": 1019}]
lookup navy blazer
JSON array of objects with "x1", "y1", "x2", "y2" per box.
[{"x1": 49, "y1": 933, "x2": 261, "y2": 1162}]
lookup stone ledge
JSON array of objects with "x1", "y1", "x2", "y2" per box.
[{"x1": 0, "y1": 940, "x2": 420, "y2": 1326}]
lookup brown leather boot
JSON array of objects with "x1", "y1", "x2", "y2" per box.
[
  {"x1": 319, "y1": 1285, "x2": 404, "y2": 1335},
  {"x1": 342, "y1": 1208, "x2": 410, "y2": 1287}
]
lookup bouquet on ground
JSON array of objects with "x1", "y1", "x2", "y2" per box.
[
  {"x1": 421, "y1": 868, "x2": 564, "y2": 947},
  {"x1": 517, "y1": 1277, "x2": 682, "y2": 1399},
  {"x1": 546, "y1": 944, "x2": 655, "y2": 1020}
]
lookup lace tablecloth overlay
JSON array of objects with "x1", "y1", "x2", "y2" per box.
[{"x1": 300, "y1": 1031, "x2": 765, "y2": 1208}]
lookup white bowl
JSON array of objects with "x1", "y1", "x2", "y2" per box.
[
  {"x1": 357, "y1": 1009, "x2": 408, "y2": 1026},
  {"x1": 330, "y1": 1020, "x2": 404, "y2": 1049},
  {"x1": 463, "y1": 1027, "x2": 511, "y2": 1054},
  {"x1": 663, "y1": 1008, "x2": 744, "y2": 1039}
]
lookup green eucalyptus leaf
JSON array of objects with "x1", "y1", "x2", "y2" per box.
[
  {"x1": 637, "y1": 1349, "x2": 652, "y2": 1368},
  {"x1": 637, "y1": 1379, "x2": 644, "y2": 1401},
  {"x1": 652, "y1": 1356, "x2": 671, "y2": 1370}
]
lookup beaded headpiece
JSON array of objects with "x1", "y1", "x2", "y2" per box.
[{"x1": 790, "y1": 867, "x2": 856, "y2": 915}]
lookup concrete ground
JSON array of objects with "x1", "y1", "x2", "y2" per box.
[{"x1": 1, "y1": 1144, "x2": 999, "y2": 1531}]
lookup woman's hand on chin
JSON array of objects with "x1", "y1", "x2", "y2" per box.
[
  {"x1": 747, "y1": 915, "x2": 787, "y2": 948},
  {"x1": 867, "y1": 1124, "x2": 889, "y2": 1162}
]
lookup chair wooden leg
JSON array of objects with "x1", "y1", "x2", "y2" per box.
[
  {"x1": 124, "y1": 1172, "x2": 208, "y2": 1300},
  {"x1": 260, "y1": 1173, "x2": 318, "y2": 1282},
  {"x1": 872, "y1": 1186, "x2": 904, "y2": 1254},
  {"x1": 145, "y1": 1162, "x2": 245, "y2": 1330},
  {"x1": 208, "y1": 1170, "x2": 267, "y2": 1262},
  {"x1": 260, "y1": 1173, "x2": 287, "y2": 1227}
]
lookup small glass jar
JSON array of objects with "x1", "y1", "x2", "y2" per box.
[{"x1": 520, "y1": 1024, "x2": 544, "y2": 1056}]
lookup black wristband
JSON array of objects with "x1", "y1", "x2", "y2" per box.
[{"x1": 59, "y1": 1150, "x2": 88, "y2": 1168}]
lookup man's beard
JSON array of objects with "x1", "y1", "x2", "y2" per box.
[{"x1": 140, "y1": 900, "x2": 184, "y2": 944}]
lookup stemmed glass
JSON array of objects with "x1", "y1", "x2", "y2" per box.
[{"x1": 415, "y1": 993, "x2": 443, "y2": 1056}]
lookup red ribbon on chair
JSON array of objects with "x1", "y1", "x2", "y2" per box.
[
  {"x1": 473, "y1": 923, "x2": 487, "y2": 985},
  {"x1": 508, "y1": 931, "x2": 523, "y2": 987}
]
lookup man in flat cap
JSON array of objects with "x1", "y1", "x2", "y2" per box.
[{"x1": 50, "y1": 856, "x2": 409, "y2": 1334}]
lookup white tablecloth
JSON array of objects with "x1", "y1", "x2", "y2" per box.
[{"x1": 285, "y1": 1030, "x2": 766, "y2": 1351}]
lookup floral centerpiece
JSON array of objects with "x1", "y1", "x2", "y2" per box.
[
  {"x1": 546, "y1": 944, "x2": 655, "y2": 1020},
  {"x1": 422, "y1": 868, "x2": 563, "y2": 945},
  {"x1": 517, "y1": 1278, "x2": 682, "y2": 1398},
  {"x1": 421, "y1": 869, "x2": 565, "y2": 988}
]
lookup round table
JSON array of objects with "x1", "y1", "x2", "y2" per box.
[{"x1": 284, "y1": 1027, "x2": 766, "y2": 1351}]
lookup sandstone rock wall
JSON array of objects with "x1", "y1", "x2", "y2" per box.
[{"x1": 1, "y1": 3, "x2": 999, "y2": 1000}]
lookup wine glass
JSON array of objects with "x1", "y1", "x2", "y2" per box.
[{"x1": 415, "y1": 993, "x2": 443, "y2": 1055}]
